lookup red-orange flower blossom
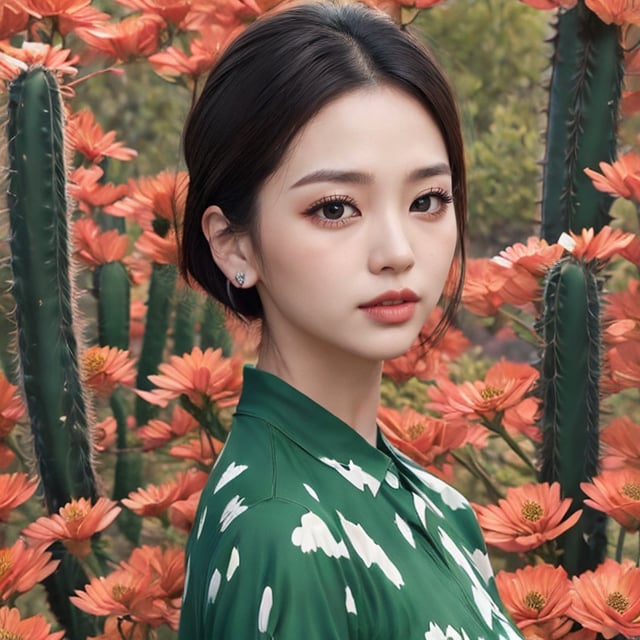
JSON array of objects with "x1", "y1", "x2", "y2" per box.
[
  {"x1": 0, "y1": 539, "x2": 60, "y2": 601},
  {"x1": 169, "y1": 490, "x2": 201, "y2": 533},
  {"x1": 0, "y1": 606, "x2": 64, "y2": 640},
  {"x1": 169, "y1": 431, "x2": 224, "y2": 465},
  {"x1": 67, "y1": 108, "x2": 137, "y2": 163},
  {"x1": 117, "y1": 0, "x2": 193, "y2": 25},
  {"x1": 428, "y1": 360, "x2": 538, "y2": 423},
  {"x1": 121, "y1": 469, "x2": 207, "y2": 518},
  {"x1": 584, "y1": 152, "x2": 640, "y2": 200},
  {"x1": 580, "y1": 467, "x2": 640, "y2": 531},
  {"x1": 0, "y1": 42, "x2": 78, "y2": 84},
  {"x1": 377, "y1": 406, "x2": 467, "y2": 469},
  {"x1": 94, "y1": 416, "x2": 117, "y2": 453},
  {"x1": 600, "y1": 417, "x2": 640, "y2": 470},
  {"x1": 138, "y1": 405, "x2": 198, "y2": 450},
  {"x1": 75, "y1": 14, "x2": 165, "y2": 62},
  {"x1": 558, "y1": 226, "x2": 636, "y2": 265},
  {"x1": 585, "y1": 0, "x2": 640, "y2": 25},
  {"x1": 0, "y1": 473, "x2": 38, "y2": 522},
  {"x1": 0, "y1": 2, "x2": 29, "y2": 40},
  {"x1": 495, "y1": 564, "x2": 574, "y2": 639},
  {"x1": 604, "y1": 342, "x2": 640, "y2": 392},
  {"x1": 0, "y1": 371, "x2": 25, "y2": 439},
  {"x1": 105, "y1": 170, "x2": 188, "y2": 229},
  {"x1": 148, "y1": 36, "x2": 225, "y2": 82},
  {"x1": 136, "y1": 347, "x2": 242, "y2": 409},
  {"x1": 82, "y1": 345, "x2": 136, "y2": 396},
  {"x1": 571, "y1": 559, "x2": 640, "y2": 639},
  {"x1": 23, "y1": 497, "x2": 121, "y2": 558},
  {"x1": 134, "y1": 228, "x2": 178, "y2": 265},
  {"x1": 73, "y1": 218, "x2": 129, "y2": 269},
  {"x1": 472, "y1": 482, "x2": 582, "y2": 553},
  {"x1": 69, "y1": 165, "x2": 129, "y2": 213},
  {"x1": 461, "y1": 258, "x2": 506, "y2": 316}
]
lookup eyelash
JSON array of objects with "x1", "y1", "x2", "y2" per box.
[{"x1": 303, "y1": 188, "x2": 454, "y2": 227}]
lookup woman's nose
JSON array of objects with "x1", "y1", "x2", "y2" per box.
[{"x1": 366, "y1": 213, "x2": 415, "y2": 274}]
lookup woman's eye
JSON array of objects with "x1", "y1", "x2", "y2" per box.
[
  {"x1": 309, "y1": 198, "x2": 358, "y2": 221},
  {"x1": 321, "y1": 201, "x2": 349, "y2": 219},
  {"x1": 410, "y1": 190, "x2": 453, "y2": 215}
]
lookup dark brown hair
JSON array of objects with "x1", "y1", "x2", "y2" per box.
[{"x1": 181, "y1": 1, "x2": 466, "y2": 343}]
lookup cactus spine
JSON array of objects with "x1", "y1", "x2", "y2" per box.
[
  {"x1": 7, "y1": 66, "x2": 98, "y2": 638},
  {"x1": 538, "y1": 1, "x2": 622, "y2": 574}
]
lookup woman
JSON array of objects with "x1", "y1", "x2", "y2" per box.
[{"x1": 178, "y1": 2, "x2": 523, "y2": 638}]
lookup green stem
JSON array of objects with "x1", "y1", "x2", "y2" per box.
[{"x1": 615, "y1": 526, "x2": 626, "y2": 563}]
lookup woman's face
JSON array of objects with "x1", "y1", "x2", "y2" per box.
[{"x1": 248, "y1": 85, "x2": 458, "y2": 365}]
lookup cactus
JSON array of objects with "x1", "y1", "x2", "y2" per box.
[
  {"x1": 540, "y1": 2, "x2": 622, "y2": 242},
  {"x1": 537, "y1": 259, "x2": 606, "y2": 575},
  {"x1": 7, "y1": 66, "x2": 98, "y2": 638},
  {"x1": 538, "y1": 1, "x2": 623, "y2": 574}
]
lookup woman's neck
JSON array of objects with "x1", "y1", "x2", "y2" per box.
[{"x1": 256, "y1": 336, "x2": 383, "y2": 446}]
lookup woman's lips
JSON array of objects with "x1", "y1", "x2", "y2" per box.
[{"x1": 359, "y1": 289, "x2": 419, "y2": 324}]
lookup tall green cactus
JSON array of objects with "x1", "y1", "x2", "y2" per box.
[
  {"x1": 538, "y1": 1, "x2": 622, "y2": 575},
  {"x1": 7, "y1": 66, "x2": 98, "y2": 638}
]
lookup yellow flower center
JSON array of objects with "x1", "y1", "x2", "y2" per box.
[
  {"x1": 0, "y1": 629, "x2": 23, "y2": 640},
  {"x1": 83, "y1": 351, "x2": 106, "y2": 375},
  {"x1": 524, "y1": 590, "x2": 546, "y2": 612},
  {"x1": 0, "y1": 550, "x2": 11, "y2": 578},
  {"x1": 407, "y1": 423, "x2": 425, "y2": 440},
  {"x1": 521, "y1": 499, "x2": 544, "y2": 522},
  {"x1": 480, "y1": 385, "x2": 504, "y2": 400},
  {"x1": 606, "y1": 591, "x2": 630, "y2": 614},
  {"x1": 63, "y1": 504, "x2": 88, "y2": 522},
  {"x1": 112, "y1": 584, "x2": 134, "y2": 602},
  {"x1": 621, "y1": 482, "x2": 640, "y2": 501}
]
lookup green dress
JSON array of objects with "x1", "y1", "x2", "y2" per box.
[{"x1": 179, "y1": 367, "x2": 523, "y2": 639}]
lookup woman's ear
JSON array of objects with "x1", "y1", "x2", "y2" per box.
[{"x1": 201, "y1": 205, "x2": 258, "y2": 288}]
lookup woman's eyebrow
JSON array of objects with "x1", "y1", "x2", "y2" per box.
[{"x1": 290, "y1": 163, "x2": 451, "y2": 189}]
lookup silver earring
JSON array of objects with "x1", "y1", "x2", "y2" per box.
[{"x1": 235, "y1": 271, "x2": 246, "y2": 287}]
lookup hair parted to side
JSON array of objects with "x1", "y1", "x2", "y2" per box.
[{"x1": 181, "y1": 0, "x2": 467, "y2": 344}]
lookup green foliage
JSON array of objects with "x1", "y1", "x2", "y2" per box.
[{"x1": 415, "y1": 0, "x2": 549, "y2": 253}]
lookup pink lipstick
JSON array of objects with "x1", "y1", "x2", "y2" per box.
[{"x1": 359, "y1": 289, "x2": 419, "y2": 324}]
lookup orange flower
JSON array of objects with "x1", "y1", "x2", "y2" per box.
[
  {"x1": 0, "y1": 2, "x2": 29, "y2": 40},
  {"x1": 0, "y1": 42, "x2": 78, "y2": 84},
  {"x1": 138, "y1": 405, "x2": 198, "y2": 450},
  {"x1": 67, "y1": 108, "x2": 137, "y2": 164},
  {"x1": 580, "y1": 467, "x2": 640, "y2": 531},
  {"x1": 584, "y1": 152, "x2": 640, "y2": 200},
  {"x1": 224, "y1": 311, "x2": 262, "y2": 360},
  {"x1": 461, "y1": 258, "x2": 506, "y2": 316},
  {"x1": 585, "y1": 0, "x2": 640, "y2": 25},
  {"x1": 494, "y1": 237, "x2": 564, "y2": 278},
  {"x1": 502, "y1": 396, "x2": 541, "y2": 442},
  {"x1": 377, "y1": 406, "x2": 467, "y2": 469},
  {"x1": 69, "y1": 165, "x2": 129, "y2": 213},
  {"x1": 0, "y1": 539, "x2": 60, "y2": 601},
  {"x1": 428, "y1": 360, "x2": 538, "y2": 423},
  {"x1": 558, "y1": 226, "x2": 636, "y2": 265},
  {"x1": 600, "y1": 417, "x2": 640, "y2": 470},
  {"x1": 73, "y1": 218, "x2": 129, "y2": 269},
  {"x1": 75, "y1": 14, "x2": 165, "y2": 63},
  {"x1": 23, "y1": 497, "x2": 121, "y2": 558},
  {"x1": 118, "y1": 0, "x2": 192, "y2": 25},
  {"x1": 70, "y1": 567, "x2": 164, "y2": 625},
  {"x1": 149, "y1": 37, "x2": 222, "y2": 82},
  {"x1": 383, "y1": 307, "x2": 469, "y2": 383},
  {"x1": 495, "y1": 564, "x2": 573, "y2": 639},
  {"x1": 0, "y1": 606, "x2": 64, "y2": 640},
  {"x1": 603, "y1": 280, "x2": 640, "y2": 346},
  {"x1": 0, "y1": 372, "x2": 25, "y2": 439},
  {"x1": 82, "y1": 345, "x2": 136, "y2": 396},
  {"x1": 571, "y1": 559, "x2": 640, "y2": 639},
  {"x1": 134, "y1": 229, "x2": 178, "y2": 265},
  {"x1": 125, "y1": 544, "x2": 184, "y2": 602},
  {"x1": 136, "y1": 347, "x2": 242, "y2": 409},
  {"x1": 604, "y1": 342, "x2": 640, "y2": 392},
  {"x1": 94, "y1": 416, "x2": 117, "y2": 453},
  {"x1": 105, "y1": 170, "x2": 188, "y2": 229},
  {"x1": 121, "y1": 468, "x2": 207, "y2": 517},
  {"x1": 88, "y1": 616, "x2": 147, "y2": 640},
  {"x1": 619, "y1": 233, "x2": 640, "y2": 266},
  {"x1": 169, "y1": 431, "x2": 224, "y2": 466},
  {"x1": 0, "y1": 444, "x2": 15, "y2": 470},
  {"x1": 0, "y1": 473, "x2": 38, "y2": 522},
  {"x1": 472, "y1": 481, "x2": 582, "y2": 553},
  {"x1": 169, "y1": 490, "x2": 201, "y2": 533}
]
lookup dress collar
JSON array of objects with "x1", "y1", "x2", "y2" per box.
[{"x1": 236, "y1": 366, "x2": 393, "y2": 492}]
